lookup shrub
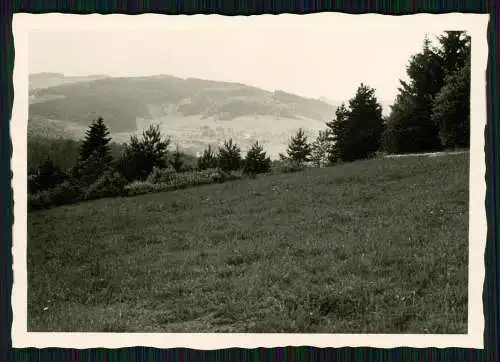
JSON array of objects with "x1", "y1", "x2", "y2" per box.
[
  {"x1": 28, "y1": 191, "x2": 53, "y2": 211},
  {"x1": 124, "y1": 168, "x2": 245, "y2": 197},
  {"x1": 28, "y1": 181, "x2": 83, "y2": 211},
  {"x1": 271, "y1": 160, "x2": 305, "y2": 174},
  {"x1": 84, "y1": 171, "x2": 128, "y2": 200},
  {"x1": 73, "y1": 149, "x2": 112, "y2": 187},
  {"x1": 124, "y1": 181, "x2": 170, "y2": 196},
  {"x1": 176, "y1": 168, "x2": 224, "y2": 186},
  {"x1": 31, "y1": 157, "x2": 67, "y2": 192},
  {"x1": 146, "y1": 165, "x2": 177, "y2": 184},
  {"x1": 49, "y1": 181, "x2": 83, "y2": 206},
  {"x1": 180, "y1": 164, "x2": 196, "y2": 172},
  {"x1": 209, "y1": 170, "x2": 224, "y2": 183},
  {"x1": 28, "y1": 174, "x2": 40, "y2": 194},
  {"x1": 227, "y1": 169, "x2": 245, "y2": 180}
]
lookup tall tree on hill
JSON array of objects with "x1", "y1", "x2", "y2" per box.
[
  {"x1": 243, "y1": 141, "x2": 271, "y2": 175},
  {"x1": 328, "y1": 84, "x2": 384, "y2": 162},
  {"x1": 117, "y1": 124, "x2": 170, "y2": 181},
  {"x1": 197, "y1": 145, "x2": 218, "y2": 170},
  {"x1": 217, "y1": 139, "x2": 242, "y2": 172},
  {"x1": 431, "y1": 31, "x2": 471, "y2": 149},
  {"x1": 326, "y1": 103, "x2": 348, "y2": 162},
  {"x1": 310, "y1": 129, "x2": 332, "y2": 167},
  {"x1": 432, "y1": 62, "x2": 471, "y2": 149},
  {"x1": 436, "y1": 31, "x2": 471, "y2": 77},
  {"x1": 73, "y1": 117, "x2": 113, "y2": 185},
  {"x1": 286, "y1": 128, "x2": 312, "y2": 166},
  {"x1": 78, "y1": 117, "x2": 112, "y2": 163},
  {"x1": 382, "y1": 36, "x2": 445, "y2": 153}
]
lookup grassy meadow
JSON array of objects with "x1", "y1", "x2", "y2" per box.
[{"x1": 27, "y1": 152, "x2": 469, "y2": 333}]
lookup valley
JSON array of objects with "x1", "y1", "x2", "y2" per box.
[{"x1": 28, "y1": 73, "x2": 342, "y2": 158}]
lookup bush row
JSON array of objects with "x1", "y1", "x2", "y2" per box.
[
  {"x1": 28, "y1": 167, "x2": 248, "y2": 211},
  {"x1": 127, "y1": 167, "x2": 244, "y2": 196},
  {"x1": 28, "y1": 171, "x2": 128, "y2": 212}
]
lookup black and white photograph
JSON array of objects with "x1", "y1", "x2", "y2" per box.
[{"x1": 11, "y1": 13, "x2": 487, "y2": 348}]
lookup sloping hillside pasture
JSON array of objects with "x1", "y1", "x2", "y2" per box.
[{"x1": 27, "y1": 153, "x2": 469, "y2": 333}]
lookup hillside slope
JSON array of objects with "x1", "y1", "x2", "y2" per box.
[
  {"x1": 28, "y1": 153, "x2": 468, "y2": 333},
  {"x1": 29, "y1": 75, "x2": 337, "y2": 132}
]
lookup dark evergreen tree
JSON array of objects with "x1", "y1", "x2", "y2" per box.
[
  {"x1": 328, "y1": 84, "x2": 384, "y2": 162},
  {"x1": 436, "y1": 31, "x2": 471, "y2": 77},
  {"x1": 243, "y1": 141, "x2": 271, "y2": 175},
  {"x1": 286, "y1": 128, "x2": 312, "y2": 166},
  {"x1": 326, "y1": 103, "x2": 349, "y2": 162},
  {"x1": 405, "y1": 36, "x2": 446, "y2": 99},
  {"x1": 430, "y1": 31, "x2": 471, "y2": 149},
  {"x1": 382, "y1": 36, "x2": 445, "y2": 153},
  {"x1": 170, "y1": 145, "x2": 184, "y2": 172},
  {"x1": 432, "y1": 62, "x2": 471, "y2": 148},
  {"x1": 73, "y1": 117, "x2": 113, "y2": 185},
  {"x1": 217, "y1": 139, "x2": 242, "y2": 172},
  {"x1": 197, "y1": 145, "x2": 218, "y2": 170},
  {"x1": 77, "y1": 117, "x2": 112, "y2": 165},
  {"x1": 117, "y1": 124, "x2": 170, "y2": 181}
]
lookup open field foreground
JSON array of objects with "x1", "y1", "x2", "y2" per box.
[{"x1": 28, "y1": 153, "x2": 469, "y2": 333}]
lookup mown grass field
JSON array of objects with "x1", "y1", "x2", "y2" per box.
[{"x1": 27, "y1": 153, "x2": 469, "y2": 333}]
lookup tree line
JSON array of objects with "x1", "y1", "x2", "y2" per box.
[
  {"x1": 270, "y1": 31, "x2": 471, "y2": 167},
  {"x1": 28, "y1": 116, "x2": 276, "y2": 210}
]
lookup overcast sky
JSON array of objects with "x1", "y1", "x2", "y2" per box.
[{"x1": 27, "y1": 15, "x2": 442, "y2": 105}]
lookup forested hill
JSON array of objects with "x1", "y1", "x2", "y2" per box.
[{"x1": 29, "y1": 73, "x2": 339, "y2": 134}]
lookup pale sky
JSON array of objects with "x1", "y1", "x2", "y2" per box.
[{"x1": 27, "y1": 14, "x2": 444, "y2": 104}]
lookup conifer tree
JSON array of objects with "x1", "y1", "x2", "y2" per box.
[
  {"x1": 73, "y1": 117, "x2": 113, "y2": 185},
  {"x1": 431, "y1": 31, "x2": 471, "y2": 149},
  {"x1": 117, "y1": 124, "x2": 170, "y2": 181},
  {"x1": 326, "y1": 103, "x2": 349, "y2": 162},
  {"x1": 328, "y1": 84, "x2": 384, "y2": 162},
  {"x1": 432, "y1": 62, "x2": 471, "y2": 148},
  {"x1": 217, "y1": 138, "x2": 242, "y2": 172},
  {"x1": 310, "y1": 129, "x2": 332, "y2": 167},
  {"x1": 286, "y1": 128, "x2": 312, "y2": 166},
  {"x1": 197, "y1": 145, "x2": 218, "y2": 170},
  {"x1": 383, "y1": 35, "x2": 449, "y2": 153},
  {"x1": 243, "y1": 141, "x2": 271, "y2": 175},
  {"x1": 78, "y1": 117, "x2": 112, "y2": 163},
  {"x1": 436, "y1": 31, "x2": 471, "y2": 77},
  {"x1": 170, "y1": 145, "x2": 184, "y2": 172}
]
